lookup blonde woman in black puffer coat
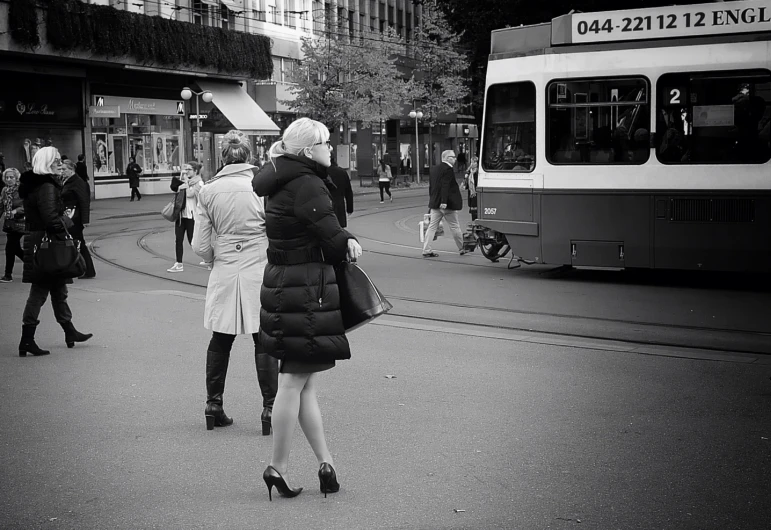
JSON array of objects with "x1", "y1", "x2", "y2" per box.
[{"x1": 17, "y1": 147, "x2": 92, "y2": 356}]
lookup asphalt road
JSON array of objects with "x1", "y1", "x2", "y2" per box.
[{"x1": 1, "y1": 188, "x2": 769, "y2": 529}]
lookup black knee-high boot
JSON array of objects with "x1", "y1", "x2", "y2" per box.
[
  {"x1": 255, "y1": 341, "x2": 279, "y2": 436},
  {"x1": 205, "y1": 350, "x2": 233, "y2": 430}
]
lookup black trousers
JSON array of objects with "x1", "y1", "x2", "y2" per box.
[
  {"x1": 70, "y1": 224, "x2": 96, "y2": 277},
  {"x1": 130, "y1": 186, "x2": 142, "y2": 200},
  {"x1": 23, "y1": 282, "x2": 72, "y2": 327},
  {"x1": 174, "y1": 217, "x2": 195, "y2": 262},
  {"x1": 4, "y1": 231, "x2": 24, "y2": 276},
  {"x1": 379, "y1": 181, "x2": 391, "y2": 201}
]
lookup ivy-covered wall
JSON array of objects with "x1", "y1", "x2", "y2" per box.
[{"x1": 7, "y1": 0, "x2": 273, "y2": 79}]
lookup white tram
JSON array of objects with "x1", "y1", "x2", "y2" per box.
[{"x1": 476, "y1": 0, "x2": 771, "y2": 272}]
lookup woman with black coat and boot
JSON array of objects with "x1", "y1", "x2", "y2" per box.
[
  {"x1": 192, "y1": 130, "x2": 278, "y2": 433},
  {"x1": 253, "y1": 118, "x2": 363, "y2": 501},
  {"x1": 17, "y1": 147, "x2": 92, "y2": 356}
]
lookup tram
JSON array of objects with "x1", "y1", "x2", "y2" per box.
[{"x1": 475, "y1": 0, "x2": 771, "y2": 272}]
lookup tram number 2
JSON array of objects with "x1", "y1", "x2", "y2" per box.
[
  {"x1": 484, "y1": 208, "x2": 497, "y2": 216},
  {"x1": 662, "y1": 85, "x2": 688, "y2": 107}
]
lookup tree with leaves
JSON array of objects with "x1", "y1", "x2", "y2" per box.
[
  {"x1": 406, "y1": 0, "x2": 470, "y2": 166},
  {"x1": 283, "y1": 28, "x2": 409, "y2": 133}
]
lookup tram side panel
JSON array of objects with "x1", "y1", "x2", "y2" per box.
[{"x1": 652, "y1": 191, "x2": 771, "y2": 272}]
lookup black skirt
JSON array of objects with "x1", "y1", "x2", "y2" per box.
[{"x1": 280, "y1": 359, "x2": 335, "y2": 374}]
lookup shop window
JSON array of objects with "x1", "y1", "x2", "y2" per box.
[
  {"x1": 547, "y1": 77, "x2": 650, "y2": 165},
  {"x1": 482, "y1": 82, "x2": 536, "y2": 172},
  {"x1": 656, "y1": 70, "x2": 771, "y2": 165}
]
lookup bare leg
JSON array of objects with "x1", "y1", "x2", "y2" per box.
[
  {"x1": 297, "y1": 373, "x2": 334, "y2": 467},
  {"x1": 270, "y1": 372, "x2": 310, "y2": 486}
]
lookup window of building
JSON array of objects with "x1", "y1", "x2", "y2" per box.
[
  {"x1": 547, "y1": 77, "x2": 650, "y2": 165},
  {"x1": 266, "y1": 0, "x2": 277, "y2": 24},
  {"x1": 482, "y1": 82, "x2": 536, "y2": 172},
  {"x1": 221, "y1": 5, "x2": 230, "y2": 30},
  {"x1": 193, "y1": 0, "x2": 207, "y2": 25},
  {"x1": 656, "y1": 70, "x2": 771, "y2": 165},
  {"x1": 285, "y1": 0, "x2": 296, "y2": 28}
]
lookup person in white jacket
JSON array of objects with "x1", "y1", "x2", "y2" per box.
[
  {"x1": 192, "y1": 130, "x2": 278, "y2": 433},
  {"x1": 167, "y1": 161, "x2": 203, "y2": 272}
]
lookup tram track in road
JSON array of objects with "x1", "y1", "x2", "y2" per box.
[{"x1": 88, "y1": 224, "x2": 771, "y2": 357}]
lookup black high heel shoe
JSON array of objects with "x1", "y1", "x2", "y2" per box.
[
  {"x1": 318, "y1": 462, "x2": 340, "y2": 498},
  {"x1": 263, "y1": 465, "x2": 302, "y2": 501}
]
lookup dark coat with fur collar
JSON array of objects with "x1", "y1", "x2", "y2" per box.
[
  {"x1": 18, "y1": 171, "x2": 74, "y2": 285},
  {"x1": 252, "y1": 155, "x2": 355, "y2": 364}
]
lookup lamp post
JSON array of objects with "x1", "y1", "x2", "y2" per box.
[
  {"x1": 180, "y1": 86, "x2": 213, "y2": 162},
  {"x1": 409, "y1": 109, "x2": 423, "y2": 184}
]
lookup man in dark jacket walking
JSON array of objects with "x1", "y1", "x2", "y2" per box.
[
  {"x1": 61, "y1": 160, "x2": 96, "y2": 278},
  {"x1": 325, "y1": 156, "x2": 354, "y2": 227},
  {"x1": 422, "y1": 150, "x2": 465, "y2": 257},
  {"x1": 75, "y1": 154, "x2": 89, "y2": 183}
]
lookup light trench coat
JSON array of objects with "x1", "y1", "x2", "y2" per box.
[{"x1": 192, "y1": 163, "x2": 268, "y2": 335}]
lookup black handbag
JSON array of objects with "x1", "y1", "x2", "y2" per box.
[
  {"x1": 335, "y1": 262, "x2": 393, "y2": 332},
  {"x1": 33, "y1": 226, "x2": 86, "y2": 279}
]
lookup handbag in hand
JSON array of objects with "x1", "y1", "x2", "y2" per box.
[
  {"x1": 335, "y1": 261, "x2": 393, "y2": 332},
  {"x1": 33, "y1": 226, "x2": 86, "y2": 279},
  {"x1": 160, "y1": 191, "x2": 186, "y2": 222}
]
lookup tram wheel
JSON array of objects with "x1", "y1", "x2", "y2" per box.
[{"x1": 480, "y1": 242, "x2": 511, "y2": 263}]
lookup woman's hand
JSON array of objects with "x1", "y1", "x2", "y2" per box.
[{"x1": 346, "y1": 239, "x2": 362, "y2": 262}]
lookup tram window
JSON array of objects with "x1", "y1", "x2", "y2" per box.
[
  {"x1": 547, "y1": 78, "x2": 650, "y2": 165},
  {"x1": 482, "y1": 82, "x2": 536, "y2": 172},
  {"x1": 656, "y1": 71, "x2": 771, "y2": 165}
]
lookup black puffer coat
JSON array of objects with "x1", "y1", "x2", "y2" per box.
[
  {"x1": 252, "y1": 155, "x2": 354, "y2": 363},
  {"x1": 18, "y1": 171, "x2": 74, "y2": 285}
]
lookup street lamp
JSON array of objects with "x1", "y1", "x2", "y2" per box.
[
  {"x1": 409, "y1": 109, "x2": 423, "y2": 184},
  {"x1": 180, "y1": 86, "x2": 213, "y2": 162}
]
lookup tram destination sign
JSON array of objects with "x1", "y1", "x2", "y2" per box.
[{"x1": 570, "y1": 0, "x2": 771, "y2": 44}]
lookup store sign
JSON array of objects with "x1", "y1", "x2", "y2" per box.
[
  {"x1": 571, "y1": 0, "x2": 771, "y2": 44},
  {"x1": 0, "y1": 74, "x2": 82, "y2": 125},
  {"x1": 93, "y1": 95, "x2": 185, "y2": 116},
  {"x1": 89, "y1": 105, "x2": 120, "y2": 118},
  {"x1": 189, "y1": 114, "x2": 209, "y2": 120}
]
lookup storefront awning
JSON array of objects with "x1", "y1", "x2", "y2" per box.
[
  {"x1": 200, "y1": 0, "x2": 219, "y2": 6},
  {"x1": 196, "y1": 80, "x2": 280, "y2": 136}
]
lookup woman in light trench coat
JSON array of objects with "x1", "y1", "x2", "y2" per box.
[{"x1": 192, "y1": 130, "x2": 279, "y2": 434}]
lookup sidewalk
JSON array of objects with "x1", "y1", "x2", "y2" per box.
[{"x1": 92, "y1": 179, "x2": 428, "y2": 221}]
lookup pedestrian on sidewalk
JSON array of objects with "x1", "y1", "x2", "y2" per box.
[
  {"x1": 326, "y1": 155, "x2": 353, "y2": 227},
  {"x1": 126, "y1": 157, "x2": 143, "y2": 202},
  {"x1": 377, "y1": 159, "x2": 393, "y2": 203},
  {"x1": 253, "y1": 117, "x2": 363, "y2": 501},
  {"x1": 17, "y1": 147, "x2": 92, "y2": 356},
  {"x1": 192, "y1": 130, "x2": 279, "y2": 433},
  {"x1": 60, "y1": 160, "x2": 96, "y2": 279},
  {"x1": 422, "y1": 150, "x2": 466, "y2": 257},
  {"x1": 167, "y1": 161, "x2": 203, "y2": 273},
  {"x1": 75, "y1": 154, "x2": 89, "y2": 183},
  {"x1": 1, "y1": 168, "x2": 26, "y2": 283}
]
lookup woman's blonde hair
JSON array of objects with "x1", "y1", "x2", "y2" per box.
[
  {"x1": 32, "y1": 146, "x2": 61, "y2": 175},
  {"x1": 221, "y1": 130, "x2": 252, "y2": 165},
  {"x1": 268, "y1": 117, "x2": 329, "y2": 160}
]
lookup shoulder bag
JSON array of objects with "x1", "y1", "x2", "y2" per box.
[
  {"x1": 161, "y1": 191, "x2": 186, "y2": 222},
  {"x1": 334, "y1": 261, "x2": 393, "y2": 332},
  {"x1": 33, "y1": 225, "x2": 86, "y2": 279}
]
